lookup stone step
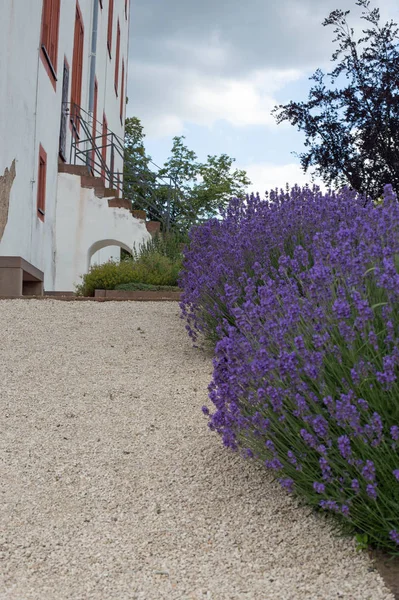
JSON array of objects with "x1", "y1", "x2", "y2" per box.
[
  {"x1": 80, "y1": 175, "x2": 104, "y2": 189},
  {"x1": 108, "y1": 198, "x2": 132, "y2": 210},
  {"x1": 58, "y1": 164, "x2": 91, "y2": 176},
  {"x1": 103, "y1": 188, "x2": 119, "y2": 198}
]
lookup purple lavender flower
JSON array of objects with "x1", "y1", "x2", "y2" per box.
[
  {"x1": 300, "y1": 429, "x2": 317, "y2": 449},
  {"x1": 319, "y1": 457, "x2": 333, "y2": 482},
  {"x1": 341, "y1": 504, "x2": 350, "y2": 517},
  {"x1": 389, "y1": 530, "x2": 399, "y2": 545},
  {"x1": 319, "y1": 500, "x2": 340, "y2": 512},
  {"x1": 265, "y1": 458, "x2": 283, "y2": 471},
  {"x1": 391, "y1": 426, "x2": 399, "y2": 441},
  {"x1": 393, "y1": 470, "x2": 399, "y2": 481},
  {"x1": 362, "y1": 460, "x2": 376, "y2": 482},
  {"x1": 311, "y1": 415, "x2": 329, "y2": 438},
  {"x1": 201, "y1": 406, "x2": 210, "y2": 416},
  {"x1": 351, "y1": 479, "x2": 360, "y2": 493},
  {"x1": 337, "y1": 435, "x2": 352, "y2": 460},
  {"x1": 366, "y1": 484, "x2": 378, "y2": 500},
  {"x1": 313, "y1": 482, "x2": 326, "y2": 494},
  {"x1": 279, "y1": 478, "x2": 294, "y2": 493}
]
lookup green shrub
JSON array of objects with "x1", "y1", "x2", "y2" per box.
[
  {"x1": 76, "y1": 260, "x2": 137, "y2": 296},
  {"x1": 133, "y1": 231, "x2": 186, "y2": 263},
  {"x1": 115, "y1": 282, "x2": 180, "y2": 291},
  {"x1": 76, "y1": 251, "x2": 182, "y2": 296}
]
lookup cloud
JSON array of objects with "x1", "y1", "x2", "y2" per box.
[
  {"x1": 127, "y1": 0, "x2": 399, "y2": 139},
  {"x1": 128, "y1": 63, "x2": 302, "y2": 137},
  {"x1": 241, "y1": 161, "x2": 326, "y2": 195}
]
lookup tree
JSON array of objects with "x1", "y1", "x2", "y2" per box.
[
  {"x1": 272, "y1": 1, "x2": 399, "y2": 199},
  {"x1": 123, "y1": 124, "x2": 251, "y2": 231},
  {"x1": 159, "y1": 136, "x2": 251, "y2": 229},
  {"x1": 123, "y1": 117, "x2": 160, "y2": 219}
]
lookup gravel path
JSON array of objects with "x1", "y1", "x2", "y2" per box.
[{"x1": 0, "y1": 300, "x2": 394, "y2": 600}]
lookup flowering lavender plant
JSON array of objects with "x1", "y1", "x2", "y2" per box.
[{"x1": 180, "y1": 184, "x2": 399, "y2": 552}]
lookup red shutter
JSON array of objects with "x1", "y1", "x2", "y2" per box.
[
  {"x1": 107, "y1": 0, "x2": 114, "y2": 56},
  {"x1": 71, "y1": 3, "x2": 84, "y2": 129},
  {"x1": 120, "y1": 59, "x2": 125, "y2": 124},
  {"x1": 40, "y1": 0, "x2": 61, "y2": 85},
  {"x1": 114, "y1": 20, "x2": 120, "y2": 93},
  {"x1": 49, "y1": 0, "x2": 60, "y2": 70}
]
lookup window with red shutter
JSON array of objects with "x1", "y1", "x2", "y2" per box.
[
  {"x1": 71, "y1": 3, "x2": 84, "y2": 131},
  {"x1": 107, "y1": 0, "x2": 114, "y2": 57},
  {"x1": 120, "y1": 59, "x2": 125, "y2": 124},
  {"x1": 40, "y1": 0, "x2": 61, "y2": 87},
  {"x1": 114, "y1": 20, "x2": 120, "y2": 94},
  {"x1": 37, "y1": 145, "x2": 47, "y2": 221}
]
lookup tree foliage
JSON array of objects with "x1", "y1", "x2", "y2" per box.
[
  {"x1": 123, "y1": 119, "x2": 251, "y2": 231},
  {"x1": 273, "y1": 0, "x2": 399, "y2": 199}
]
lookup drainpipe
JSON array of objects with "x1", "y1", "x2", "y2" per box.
[
  {"x1": 88, "y1": 0, "x2": 98, "y2": 113},
  {"x1": 87, "y1": 0, "x2": 99, "y2": 170}
]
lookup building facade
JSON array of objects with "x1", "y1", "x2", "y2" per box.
[{"x1": 0, "y1": 0, "x2": 150, "y2": 293}]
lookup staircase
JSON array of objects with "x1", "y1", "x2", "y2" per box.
[{"x1": 58, "y1": 163, "x2": 161, "y2": 236}]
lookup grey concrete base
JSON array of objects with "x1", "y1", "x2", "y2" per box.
[{"x1": 0, "y1": 257, "x2": 44, "y2": 296}]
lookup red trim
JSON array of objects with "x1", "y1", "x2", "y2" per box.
[
  {"x1": 107, "y1": 0, "x2": 114, "y2": 58},
  {"x1": 37, "y1": 145, "x2": 47, "y2": 222},
  {"x1": 120, "y1": 59, "x2": 125, "y2": 124},
  {"x1": 71, "y1": 1, "x2": 84, "y2": 132},
  {"x1": 102, "y1": 113, "x2": 108, "y2": 182},
  {"x1": 40, "y1": 0, "x2": 61, "y2": 91},
  {"x1": 114, "y1": 20, "x2": 120, "y2": 95}
]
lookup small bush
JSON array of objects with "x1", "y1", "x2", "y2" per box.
[
  {"x1": 133, "y1": 231, "x2": 186, "y2": 263},
  {"x1": 76, "y1": 251, "x2": 182, "y2": 296},
  {"x1": 76, "y1": 260, "x2": 136, "y2": 296},
  {"x1": 115, "y1": 282, "x2": 180, "y2": 291}
]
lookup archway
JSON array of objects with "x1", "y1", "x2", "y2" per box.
[{"x1": 88, "y1": 239, "x2": 133, "y2": 269}]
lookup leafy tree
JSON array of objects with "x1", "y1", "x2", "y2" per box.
[
  {"x1": 124, "y1": 125, "x2": 251, "y2": 231},
  {"x1": 272, "y1": 0, "x2": 399, "y2": 199},
  {"x1": 123, "y1": 117, "x2": 160, "y2": 219}
]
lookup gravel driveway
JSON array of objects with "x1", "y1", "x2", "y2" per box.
[{"x1": 0, "y1": 300, "x2": 394, "y2": 600}]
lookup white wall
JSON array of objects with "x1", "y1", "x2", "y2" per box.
[
  {"x1": 0, "y1": 0, "x2": 130, "y2": 290},
  {"x1": 55, "y1": 172, "x2": 150, "y2": 291},
  {"x1": 90, "y1": 246, "x2": 121, "y2": 266}
]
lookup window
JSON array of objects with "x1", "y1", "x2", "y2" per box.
[
  {"x1": 107, "y1": 0, "x2": 114, "y2": 57},
  {"x1": 71, "y1": 3, "x2": 84, "y2": 129},
  {"x1": 114, "y1": 20, "x2": 120, "y2": 94},
  {"x1": 40, "y1": 0, "x2": 61, "y2": 87},
  {"x1": 120, "y1": 59, "x2": 125, "y2": 124},
  {"x1": 37, "y1": 145, "x2": 47, "y2": 221}
]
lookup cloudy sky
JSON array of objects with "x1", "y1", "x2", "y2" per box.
[{"x1": 127, "y1": 0, "x2": 398, "y2": 194}]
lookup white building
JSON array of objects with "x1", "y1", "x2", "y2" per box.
[{"x1": 0, "y1": 0, "x2": 151, "y2": 294}]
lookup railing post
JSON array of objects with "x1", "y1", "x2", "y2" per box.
[{"x1": 110, "y1": 134, "x2": 115, "y2": 189}]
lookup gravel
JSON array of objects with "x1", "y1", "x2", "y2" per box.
[{"x1": 0, "y1": 299, "x2": 394, "y2": 600}]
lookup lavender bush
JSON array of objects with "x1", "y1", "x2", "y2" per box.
[{"x1": 180, "y1": 184, "x2": 399, "y2": 552}]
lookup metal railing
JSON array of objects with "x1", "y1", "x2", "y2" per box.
[{"x1": 65, "y1": 103, "x2": 198, "y2": 232}]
